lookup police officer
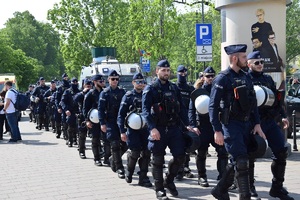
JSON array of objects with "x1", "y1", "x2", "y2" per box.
[
  {"x1": 117, "y1": 72, "x2": 152, "y2": 187},
  {"x1": 142, "y1": 60, "x2": 195, "y2": 200},
  {"x1": 175, "y1": 65, "x2": 195, "y2": 180},
  {"x1": 98, "y1": 70, "x2": 127, "y2": 178},
  {"x1": 209, "y1": 44, "x2": 265, "y2": 200},
  {"x1": 247, "y1": 51, "x2": 293, "y2": 200},
  {"x1": 83, "y1": 75, "x2": 106, "y2": 165},
  {"x1": 55, "y1": 73, "x2": 70, "y2": 139},
  {"x1": 25, "y1": 85, "x2": 35, "y2": 122},
  {"x1": 61, "y1": 78, "x2": 80, "y2": 147},
  {"x1": 189, "y1": 66, "x2": 228, "y2": 187},
  {"x1": 74, "y1": 78, "x2": 92, "y2": 159},
  {"x1": 31, "y1": 77, "x2": 50, "y2": 131},
  {"x1": 44, "y1": 80, "x2": 57, "y2": 133}
]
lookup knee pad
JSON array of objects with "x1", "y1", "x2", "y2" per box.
[
  {"x1": 152, "y1": 155, "x2": 165, "y2": 167},
  {"x1": 274, "y1": 147, "x2": 288, "y2": 162},
  {"x1": 236, "y1": 156, "x2": 249, "y2": 171},
  {"x1": 110, "y1": 140, "x2": 120, "y2": 151},
  {"x1": 130, "y1": 150, "x2": 141, "y2": 160},
  {"x1": 173, "y1": 155, "x2": 185, "y2": 165},
  {"x1": 141, "y1": 150, "x2": 151, "y2": 159}
]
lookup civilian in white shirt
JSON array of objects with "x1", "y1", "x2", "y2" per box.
[{"x1": 2, "y1": 81, "x2": 22, "y2": 142}]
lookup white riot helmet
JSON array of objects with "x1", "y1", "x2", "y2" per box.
[
  {"x1": 30, "y1": 96, "x2": 35, "y2": 102},
  {"x1": 88, "y1": 109, "x2": 99, "y2": 123},
  {"x1": 126, "y1": 112, "x2": 146, "y2": 130},
  {"x1": 191, "y1": 88, "x2": 210, "y2": 114},
  {"x1": 25, "y1": 108, "x2": 31, "y2": 115},
  {"x1": 254, "y1": 85, "x2": 275, "y2": 107}
]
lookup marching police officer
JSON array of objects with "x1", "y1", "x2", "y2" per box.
[
  {"x1": 74, "y1": 78, "x2": 92, "y2": 159},
  {"x1": 117, "y1": 72, "x2": 152, "y2": 187},
  {"x1": 142, "y1": 60, "x2": 195, "y2": 200},
  {"x1": 44, "y1": 80, "x2": 57, "y2": 133},
  {"x1": 209, "y1": 44, "x2": 265, "y2": 200},
  {"x1": 189, "y1": 66, "x2": 228, "y2": 187},
  {"x1": 83, "y1": 75, "x2": 106, "y2": 165},
  {"x1": 175, "y1": 65, "x2": 195, "y2": 180},
  {"x1": 55, "y1": 73, "x2": 70, "y2": 139},
  {"x1": 31, "y1": 77, "x2": 50, "y2": 131},
  {"x1": 61, "y1": 78, "x2": 80, "y2": 147},
  {"x1": 247, "y1": 51, "x2": 293, "y2": 200},
  {"x1": 98, "y1": 70, "x2": 127, "y2": 178}
]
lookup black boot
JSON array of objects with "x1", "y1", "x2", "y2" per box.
[
  {"x1": 125, "y1": 150, "x2": 139, "y2": 183},
  {"x1": 92, "y1": 136, "x2": 102, "y2": 166},
  {"x1": 103, "y1": 140, "x2": 111, "y2": 165},
  {"x1": 152, "y1": 156, "x2": 167, "y2": 200},
  {"x1": 249, "y1": 158, "x2": 258, "y2": 198},
  {"x1": 111, "y1": 141, "x2": 125, "y2": 178},
  {"x1": 56, "y1": 122, "x2": 61, "y2": 138},
  {"x1": 211, "y1": 163, "x2": 234, "y2": 200},
  {"x1": 196, "y1": 150, "x2": 209, "y2": 187},
  {"x1": 216, "y1": 150, "x2": 228, "y2": 180},
  {"x1": 138, "y1": 151, "x2": 152, "y2": 187},
  {"x1": 183, "y1": 154, "x2": 194, "y2": 178},
  {"x1": 235, "y1": 156, "x2": 251, "y2": 200},
  {"x1": 163, "y1": 155, "x2": 185, "y2": 197},
  {"x1": 269, "y1": 149, "x2": 294, "y2": 200}
]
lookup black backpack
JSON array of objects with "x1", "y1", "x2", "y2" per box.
[{"x1": 11, "y1": 89, "x2": 31, "y2": 111}]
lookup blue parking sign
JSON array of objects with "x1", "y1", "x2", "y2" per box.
[{"x1": 196, "y1": 24, "x2": 212, "y2": 46}]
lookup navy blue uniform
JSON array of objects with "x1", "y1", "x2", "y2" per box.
[
  {"x1": 189, "y1": 82, "x2": 228, "y2": 185},
  {"x1": 142, "y1": 79, "x2": 189, "y2": 194},
  {"x1": 248, "y1": 70, "x2": 292, "y2": 199},
  {"x1": 55, "y1": 80, "x2": 70, "y2": 139},
  {"x1": 98, "y1": 86, "x2": 127, "y2": 172},
  {"x1": 118, "y1": 89, "x2": 152, "y2": 186},
  {"x1": 31, "y1": 84, "x2": 50, "y2": 130},
  {"x1": 83, "y1": 88, "x2": 105, "y2": 162},
  {"x1": 44, "y1": 88, "x2": 57, "y2": 132},
  {"x1": 61, "y1": 86, "x2": 80, "y2": 146}
]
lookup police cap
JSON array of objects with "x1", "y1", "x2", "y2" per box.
[
  {"x1": 247, "y1": 51, "x2": 261, "y2": 60},
  {"x1": 39, "y1": 77, "x2": 45, "y2": 81},
  {"x1": 62, "y1": 73, "x2": 68, "y2": 78},
  {"x1": 91, "y1": 74, "x2": 103, "y2": 81},
  {"x1": 50, "y1": 80, "x2": 56, "y2": 84},
  {"x1": 177, "y1": 65, "x2": 187, "y2": 72},
  {"x1": 224, "y1": 44, "x2": 247, "y2": 55},
  {"x1": 203, "y1": 66, "x2": 215, "y2": 75},
  {"x1": 84, "y1": 78, "x2": 92, "y2": 85},
  {"x1": 133, "y1": 72, "x2": 144, "y2": 80},
  {"x1": 108, "y1": 69, "x2": 119, "y2": 77},
  {"x1": 71, "y1": 77, "x2": 78, "y2": 83},
  {"x1": 157, "y1": 59, "x2": 170, "y2": 68}
]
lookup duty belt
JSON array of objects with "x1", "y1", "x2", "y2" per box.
[{"x1": 230, "y1": 115, "x2": 249, "y2": 122}]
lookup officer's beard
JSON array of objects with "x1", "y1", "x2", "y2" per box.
[
  {"x1": 237, "y1": 58, "x2": 247, "y2": 69},
  {"x1": 158, "y1": 74, "x2": 169, "y2": 82}
]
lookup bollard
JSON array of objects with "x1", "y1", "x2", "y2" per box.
[{"x1": 292, "y1": 110, "x2": 298, "y2": 151}]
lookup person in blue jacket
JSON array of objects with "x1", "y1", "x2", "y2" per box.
[
  {"x1": 117, "y1": 72, "x2": 152, "y2": 187},
  {"x1": 98, "y1": 70, "x2": 127, "y2": 178},
  {"x1": 209, "y1": 44, "x2": 265, "y2": 200},
  {"x1": 142, "y1": 59, "x2": 195, "y2": 200}
]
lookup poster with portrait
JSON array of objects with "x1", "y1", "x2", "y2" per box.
[{"x1": 250, "y1": 8, "x2": 283, "y2": 73}]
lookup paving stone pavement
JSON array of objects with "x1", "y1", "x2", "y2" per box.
[{"x1": 1, "y1": 115, "x2": 300, "y2": 200}]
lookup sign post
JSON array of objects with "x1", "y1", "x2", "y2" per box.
[{"x1": 195, "y1": 23, "x2": 213, "y2": 62}]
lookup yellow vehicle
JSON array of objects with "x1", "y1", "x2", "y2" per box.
[{"x1": 0, "y1": 73, "x2": 18, "y2": 91}]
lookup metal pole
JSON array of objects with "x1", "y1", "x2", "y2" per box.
[
  {"x1": 201, "y1": 1, "x2": 206, "y2": 71},
  {"x1": 292, "y1": 110, "x2": 298, "y2": 151}
]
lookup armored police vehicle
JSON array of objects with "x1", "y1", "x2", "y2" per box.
[{"x1": 79, "y1": 47, "x2": 142, "y2": 91}]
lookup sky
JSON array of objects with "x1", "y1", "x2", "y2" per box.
[
  {"x1": 0, "y1": 0, "x2": 201, "y2": 28},
  {"x1": 0, "y1": 0, "x2": 60, "y2": 28}
]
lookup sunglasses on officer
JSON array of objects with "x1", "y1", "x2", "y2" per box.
[
  {"x1": 134, "y1": 80, "x2": 146, "y2": 84},
  {"x1": 110, "y1": 78, "x2": 119, "y2": 81},
  {"x1": 205, "y1": 75, "x2": 214, "y2": 78},
  {"x1": 254, "y1": 60, "x2": 264, "y2": 65},
  {"x1": 97, "y1": 79, "x2": 105, "y2": 83}
]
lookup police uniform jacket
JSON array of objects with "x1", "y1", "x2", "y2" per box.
[
  {"x1": 176, "y1": 82, "x2": 194, "y2": 109},
  {"x1": 117, "y1": 89, "x2": 143, "y2": 133},
  {"x1": 98, "y1": 86, "x2": 125, "y2": 125},
  {"x1": 209, "y1": 67, "x2": 260, "y2": 132},
  {"x1": 61, "y1": 87, "x2": 80, "y2": 114},
  {"x1": 83, "y1": 88, "x2": 101, "y2": 122},
  {"x1": 74, "y1": 89, "x2": 90, "y2": 115},
  {"x1": 142, "y1": 79, "x2": 189, "y2": 130},
  {"x1": 31, "y1": 85, "x2": 50, "y2": 107},
  {"x1": 248, "y1": 70, "x2": 287, "y2": 119},
  {"x1": 55, "y1": 81, "x2": 70, "y2": 110}
]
